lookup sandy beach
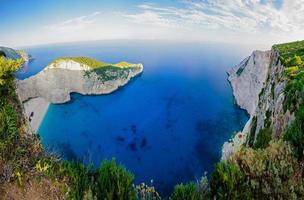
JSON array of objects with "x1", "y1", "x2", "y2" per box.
[{"x1": 23, "y1": 97, "x2": 50, "y2": 133}]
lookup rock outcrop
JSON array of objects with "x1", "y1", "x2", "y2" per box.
[
  {"x1": 16, "y1": 59, "x2": 143, "y2": 104},
  {"x1": 222, "y1": 48, "x2": 294, "y2": 160},
  {"x1": 227, "y1": 50, "x2": 271, "y2": 115}
]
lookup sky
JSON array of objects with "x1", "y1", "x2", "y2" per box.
[{"x1": 1, "y1": 0, "x2": 304, "y2": 48}]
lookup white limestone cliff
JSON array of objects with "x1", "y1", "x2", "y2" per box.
[
  {"x1": 222, "y1": 49, "x2": 294, "y2": 160},
  {"x1": 16, "y1": 60, "x2": 143, "y2": 104},
  {"x1": 227, "y1": 50, "x2": 271, "y2": 115}
]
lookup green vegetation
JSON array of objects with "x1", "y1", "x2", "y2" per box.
[
  {"x1": 253, "y1": 111, "x2": 272, "y2": 149},
  {"x1": 273, "y1": 40, "x2": 304, "y2": 64},
  {"x1": 51, "y1": 56, "x2": 139, "y2": 69},
  {"x1": 170, "y1": 183, "x2": 202, "y2": 200},
  {"x1": 273, "y1": 40, "x2": 304, "y2": 160},
  {"x1": 92, "y1": 159, "x2": 137, "y2": 200},
  {"x1": 283, "y1": 77, "x2": 304, "y2": 112},
  {"x1": 209, "y1": 140, "x2": 304, "y2": 199},
  {"x1": 52, "y1": 159, "x2": 137, "y2": 200},
  {"x1": 0, "y1": 56, "x2": 22, "y2": 85},
  {"x1": 211, "y1": 162, "x2": 248, "y2": 200},
  {"x1": 0, "y1": 56, "x2": 45, "y2": 189},
  {"x1": 283, "y1": 105, "x2": 304, "y2": 159},
  {"x1": 253, "y1": 127, "x2": 272, "y2": 149},
  {"x1": 247, "y1": 116, "x2": 257, "y2": 147},
  {"x1": 236, "y1": 140, "x2": 304, "y2": 199},
  {"x1": 92, "y1": 66, "x2": 133, "y2": 82},
  {"x1": 273, "y1": 41, "x2": 304, "y2": 112}
]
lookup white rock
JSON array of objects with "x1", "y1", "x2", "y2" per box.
[{"x1": 227, "y1": 50, "x2": 271, "y2": 115}]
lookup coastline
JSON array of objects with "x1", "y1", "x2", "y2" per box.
[{"x1": 23, "y1": 97, "x2": 50, "y2": 133}]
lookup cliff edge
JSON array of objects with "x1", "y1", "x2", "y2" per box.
[
  {"x1": 227, "y1": 50, "x2": 271, "y2": 115},
  {"x1": 223, "y1": 45, "x2": 297, "y2": 159}
]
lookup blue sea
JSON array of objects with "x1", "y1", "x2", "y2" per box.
[{"x1": 16, "y1": 40, "x2": 249, "y2": 196}]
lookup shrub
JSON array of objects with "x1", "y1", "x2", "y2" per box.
[
  {"x1": 210, "y1": 161, "x2": 249, "y2": 200},
  {"x1": 283, "y1": 79, "x2": 304, "y2": 112},
  {"x1": 170, "y1": 182, "x2": 202, "y2": 200},
  {"x1": 135, "y1": 181, "x2": 161, "y2": 200},
  {"x1": 234, "y1": 140, "x2": 304, "y2": 199},
  {"x1": 92, "y1": 159, "x2": 137, "y2": 200},
  {"x1": 0, "y1": 104, "x2": 19, "y2": 161},
  {"x1": 0, "y1": 57, "x2": 22, "y2": 86},
  {"x1": 253, "y1": 127, "x2": 272, "y2": 149},
  {"x1": 60, "y1": 161, "x2": 90, "y2": 200},
  {"x1": 284, "y1": 105, "x2": 304, "y2": 159},
  {"x1": 290, "y1": 55, "x2": 302, "y2": 66}
]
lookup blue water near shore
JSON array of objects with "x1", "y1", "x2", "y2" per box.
[{"x1": 16, "y1": 41, "x2": 249, "y2": 196}]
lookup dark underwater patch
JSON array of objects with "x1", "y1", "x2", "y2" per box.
[
  {"x1": 140, "y1": 138, "x2": 147, "y2": 148},
  {"x1": 81, "y1": 130, "x2": 89, "y2": 138},
  {"x1": 116, "y1": 136, "x2": 125, "y2": 142},
  {"x1": 195, "y1": 119, "x2": 213, "y2": 133},
  {"x1": 131, "y1": 124, "x2": 137, "y2": 134},
  {"x1": 128, "y1": 141, "x2": 137, "y2": 151},
  {"x1": 163, "y1": 93, "x2": 182, "y2": 131},
  {"x1": 88, "y1": 140, "x2": 93, "y2": 148},
  {"x1": 97, "y1": 144, "x2": 102, "y2": 151},
  {"x1": 165, "y1": 122, "x2": 173, "y2": 129}
]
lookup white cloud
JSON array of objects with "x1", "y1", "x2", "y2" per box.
[
  {"x1": 45, "y1": 12, "x2": 100, "y2": 32},
  {"x1": 6, "y1": 1, "x2": 304, "y2": 47},
  {"x1": 122, "y1": 0, "x2": 304, "y2": 44},
  {"x1": 123, "y1": 11, "x2": 177, "y2": 28}
]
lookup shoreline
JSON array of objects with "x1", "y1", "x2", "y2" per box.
[{"x1": 23, "y1": 97, "x2": 50, "y2": 133}]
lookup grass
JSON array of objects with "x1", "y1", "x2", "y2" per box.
[
  {"x1": 274, "y1": 40, "x2": 304, "y2": 113},
  {"x1": 273, "y1": 41, "x2": 304, "y2": 62},
  {"x1": 50, "y1": 56, "x2": 140, "y2": 70}
]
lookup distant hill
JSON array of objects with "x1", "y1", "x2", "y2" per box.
[{"x1": 0, "y1": 46, "x2": 22, "y2": 60}]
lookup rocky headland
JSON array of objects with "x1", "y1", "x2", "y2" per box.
[{"x1": 16, "y1": 57, "x2": 143, "y2": 131}]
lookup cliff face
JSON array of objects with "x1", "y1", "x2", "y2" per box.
[
  {"x1": 16, "y1": 60, "x2": 143, "y2": 104},
  {"x1": 227, "y1": 50, "x2": 271, "y2": 115},
  {"x1": 222, "y1": 48, "x2": 294, "y2": 159}
]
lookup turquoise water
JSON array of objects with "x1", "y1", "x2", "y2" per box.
[{"x1": 16, "y1": 41, "x2": 249, "y2": 195}]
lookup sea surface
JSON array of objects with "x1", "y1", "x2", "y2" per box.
[{"x1": 16, "y1": 40, "x2": 250, "y2": 196}]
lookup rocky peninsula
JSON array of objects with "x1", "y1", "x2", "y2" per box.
[{"x1": 16, "y1": 57, "x2": 143, "y2": 131}]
